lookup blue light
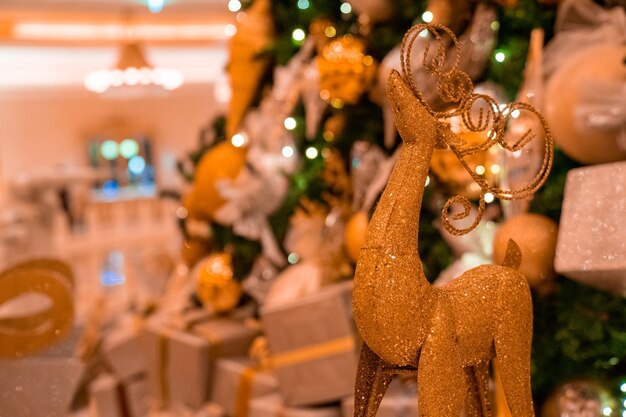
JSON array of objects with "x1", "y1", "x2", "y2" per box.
[
  {"x1": 297, "y1": 0, "x2": 310, "y2": 9},
  {"x1": 102, "y1": 179, "x2": 119, "y2": 198},
  {"x1": 100, "y1": 251, "x2": 125, "y2": 286},
  {"x1": 128, "y1": 155, "x2": 146, "y2": 175},
  {"x1": 148, "y1": 0, "x2": 165, "y2": 13}
]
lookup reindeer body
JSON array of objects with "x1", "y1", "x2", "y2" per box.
[{"x1": 352, "y1": 71, "x2": 534, "y2": 417}]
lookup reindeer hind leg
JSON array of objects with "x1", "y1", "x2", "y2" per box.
[
  {"x1": 464, "y1": 362, "x2": 492, "y2": 417},
  {"x1": 354, "y1": 343, "x2": 394, "y2": 417}
]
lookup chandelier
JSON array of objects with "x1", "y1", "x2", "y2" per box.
[{"x1": 84, "y1": 43, "x2": 184, "y2": 97}]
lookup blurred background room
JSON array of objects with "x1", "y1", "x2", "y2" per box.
[{"x1": 0, "y1": 0, "x2": 624, "y2": 417}]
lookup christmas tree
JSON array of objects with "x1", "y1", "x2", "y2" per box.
[{"x1": 177, "y1": 0, "x2": 626, "y2": 414}]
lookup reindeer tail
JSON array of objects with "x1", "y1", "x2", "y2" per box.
[{"x1": 501, "y1": 239, "x2": 522, "y2": 270}]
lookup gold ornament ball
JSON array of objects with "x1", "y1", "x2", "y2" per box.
[
  {"x1": 493, "y1": 213, "x2": 558, "y2": 287},
  {"x1": 430, "y1": 130, "x2": 493, "y2": 199},
  {"x1": 345, "y1": 211, "x2": 369, "y2": 262},
  {"x1": 184, "y1": 142, "x2": 247, "y2": 220},
  {"x1": 545, "y1": 44, "x2": 626, "y2": 164},
  {"x1": 196, "y1": 253, "x2": 242, "y2": 313},
  {"x1": 317, "y1": 35, "x2": 377, "y2": 106}
]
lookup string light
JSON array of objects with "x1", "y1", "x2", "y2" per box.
[
  {"x1": 305, "y1": 147, "x2": 319, "y2": 159},
  {"x1": 476, "y1": 165, "x2": 486, "y2": 175},
  {"x1": 224, "y1": 24, "x2": 237, "y2": 37},
  {"x1": 128, "y1": 155, "x2": 146, "y2": 175},
  {"x1": 340, "y1": 2, "x2": 352, "y2": 14},
  {"x1": 282, "y1": 145, "x2": 295, "y2": 158},
  {"x1": 297, "y1": 0, "x2": 310, "y2": 9},
  {"x1": 602, "y1": 408, "x2": 612, "y2": 416},
  {"x1": 292, "y1": 28, "x2": 306, "y2": 42},
  {"x1": 422, "y1": 11, "x2": 433, "y2": 23},
  {"x1": 490, "y1": 164, "x2": 501, "y2": 174},
  {"x1": 147, "y1": 0, "x2": 165, "y2": 13},
  {"x1": 620, "y1": 382, "x2": 626, "y2": 392},
  {"x1": 101, "y1": 140, "x2": 119, "y2": 160},
  {"x1": 287, "y1": 253, "x2": 300, "y2": 264},
  {"x1": 231, "y1": 133, "x2": 247, "y2": 147},
  {"x1": 491, "y1": 21, "x2": 500, "y2": 31},
  {"x1": 119, "y1": 139, "x2": 139, "y2": 159},
  {"x1": 284, "y1": 117, "x2": 297, "y2": 130},
  {"x1": 176, "y1": 207, "x2": 188, "y2": 219},
  {"x1": 495, "y1": 51, "x2": 506, "y2": 62},
  {"x1": 325, "y1": 26, "x2": 336, "y2": 37},
  {"x1": 484, "y1": 192, "x2": 495, "y2": 203},
  {"x1": 228, "y1": 0, "x2": 242, "y2": 12}
]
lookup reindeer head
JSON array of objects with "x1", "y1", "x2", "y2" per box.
[{"x1": 386, "y1": 69, "x2": 438, "y2": 146}]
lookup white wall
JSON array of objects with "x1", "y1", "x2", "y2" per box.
[{"x1": 0, "y1": 84, "x2": 223, "y2": 196}]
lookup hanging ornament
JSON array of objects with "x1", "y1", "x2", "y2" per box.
[
  {"x1": 544, "y1": 44, "x2": 626, "y2": 164},
  {"x1": 226, "y1": 0, "x2": 275, "y2": 139},
  {"x1": 492, "y1": 214, "x2": 558, "y2": 288},
  {"x1": 352, "y1": 24, "x2": 553, "y2": 417},
  {"x1": 317, "y1": 36, "x2": 377, "y2": 108},
  {"x1": 183, "y1": 142, "x2": 247, "y2": 220},
  {"x1": 430, "y1": 128, "x2": 496, "y2": 199},
  {"x1": 309, "y1": 18, "x2": 336, "y2": 54},
  {"x1": 196, "y1": 253, "x2": 242, "y2": 313},
  {"x1": 541, "y1": 380, "x2": 617, "y2": 417},
  {"x1": 499, "y1": 29, "x2": 546, "y2": 219},
  {"x1": 301, "y1": 63, "x2": 327, "y2": 140}
]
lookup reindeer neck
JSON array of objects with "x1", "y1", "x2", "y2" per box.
[{"x1": 362, "y1": 124, "x2": 438, "y2": 285}]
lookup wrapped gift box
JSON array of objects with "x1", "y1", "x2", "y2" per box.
[
  {"x1": 554, "y1": 161, "x2": 626, "y2": 295},
  {"x1": 250, "y1": 393, "x2": 341, "y2": 417},
  {"x1": 260, "y1": 281, "x2": 358, "y2": 407},
  {"x1": 142, "y1": 318, "x2": 260, "y2": 410},
  {"x1": 102, "y1": 322, "x2": 146, "y2": 380},
  {"x1": 89, "y1": 373, "x2": 149, "y2": 417},
  {"x1": 340, "y1": 380, "x2": 418, "y2": 417},
  {"x1": 210, "y1": 357, "x2": 279, "y2": 417},
  {"x1": 0, "y1": 356, "x2": 84, "y2": 417}
]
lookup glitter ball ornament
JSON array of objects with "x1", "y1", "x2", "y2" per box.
[
  {"x1": 545, "y1": 44, "x2": 626, "y2": 164},
  {"x1": 183, "y1": 142, "x2": 247, "y2": 220},
  {"x1": 317, "y1": 36, "x2": 377, "y2": 106},
  {"x1": 352, "y1": 23, "x2": 553, "y2": 417},
  {"x1": 196, "y1": 253, "x2": 242, "y2": 313},
  {"x1": 493, "y1": 213, "x2": 558, "y2": 287}
]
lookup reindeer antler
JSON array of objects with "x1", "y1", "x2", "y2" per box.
[{"x1": 399, "y1": 23, "x2": 554, "y2": 235}]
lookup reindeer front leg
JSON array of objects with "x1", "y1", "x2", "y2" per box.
[
  {"x1": 417, "y1": 312, "x2": 466, "y2": 417},
  {"x1": 354, "y1": 343, "x2": 394, "y2": 417}
]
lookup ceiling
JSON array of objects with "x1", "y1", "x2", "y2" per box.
[{"x1": 0, "y1": 0, "x2": 232, "y2": 92}]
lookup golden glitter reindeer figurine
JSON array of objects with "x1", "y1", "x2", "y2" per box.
[{"x1": 352, "y1": 24, "x2": 554, "y2": 417}]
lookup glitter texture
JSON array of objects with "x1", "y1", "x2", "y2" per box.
[
  {"x1": 352, "y1": 23, "x2": 553, "y2": 417},
  {"x1": 554, "y1": 161, "x2": 626, "y2": 296}
]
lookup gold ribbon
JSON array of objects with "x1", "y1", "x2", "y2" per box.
[
  {"x1": 0, "y1": 260, "x2": 74, "y2": 358},
  {"x1": 269, "y1": 336, "x2": 355, "y2": 369},
  {"x1": 158, "y1": 333, "x2": 170, "y2": 406},
  {"x1": 234, "y1": 366, "x2": 258, "y2": 417}
]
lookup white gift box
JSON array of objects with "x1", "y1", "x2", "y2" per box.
[{"x1": 554, "y1": 161, "x2": 626, "y2": 295}]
